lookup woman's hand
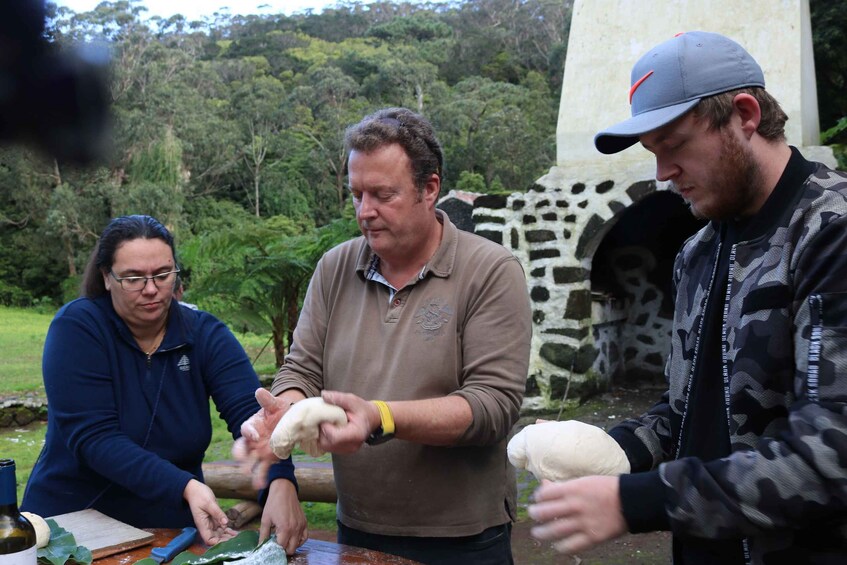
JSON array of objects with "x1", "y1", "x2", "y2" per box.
[
  {"x1": 260, "y1": 479, "x2": 308, "y2": 555},
  {"x1": 183, "y1": 479, "x2": 236, "y2": 546}
]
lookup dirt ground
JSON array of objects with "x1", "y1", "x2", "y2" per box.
[
  {"x1": 310, "y1": 384, "x2": 673, "y2": 564},
  {"x1": 508, "y1": 384, "x2": 671, "y2": 565}
]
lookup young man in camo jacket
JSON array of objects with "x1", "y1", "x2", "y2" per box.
[{"x1": 528, "y1": 31, "x2": 847, "y2": 564}]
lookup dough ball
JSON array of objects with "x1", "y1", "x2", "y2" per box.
[
  {"x1": 270, "y1": 397, "x2": 348, "y2": 458},
  {"x1": 507, "y1": 420, "x2": 630, "y2": 482},
  {"x1": 21, "y1": 511, "x2": 50, "y2": 548}
]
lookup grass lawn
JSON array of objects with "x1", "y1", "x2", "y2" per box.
[
  {"x1": 0, "y1": 305, "x2": 337, "y2": 530},
  {"x1": 0, "y1": 306, "x2": 55, "y2": 393}
]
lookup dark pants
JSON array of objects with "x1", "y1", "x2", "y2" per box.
[{"x1": 337, "y1": 520, "x2": 514, "y2": 565}]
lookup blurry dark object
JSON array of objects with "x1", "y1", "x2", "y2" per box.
[{"x1": 0, "y1": 0, "x2": 111, "y2": 164}]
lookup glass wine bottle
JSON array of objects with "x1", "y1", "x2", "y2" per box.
[{"x1": 0, "y1": 459, "x2": 36, "y2": 564}]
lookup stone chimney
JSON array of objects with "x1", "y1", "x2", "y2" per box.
[{"x1": 439, "y1": 0, "x2": 835, "y2": 412}]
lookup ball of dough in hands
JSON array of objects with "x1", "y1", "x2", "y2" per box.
[
  {"x1": 507, "y1": 420, "x2": 630, "y2": 482},
  {"x1": 21, "y1": 511, "x2": 50, "y2": 548},
  {"x1": 270, "y1": 397, "x2": 348, "y2": 459}
]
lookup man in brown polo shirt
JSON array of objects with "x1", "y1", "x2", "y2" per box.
[{"x1": 234, "y1": 107, "x2": 532, "y2": 564}]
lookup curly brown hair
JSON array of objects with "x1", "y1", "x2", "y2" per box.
[{"x1": 344, "y1": 107, "x2": 444, "y2": 196}]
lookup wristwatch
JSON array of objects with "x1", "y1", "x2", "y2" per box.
[
  {"x1": 365, "y1": 400, "x2": 395, "y2": 445},
  {"x1": 365, "y1": 425, "x2": 395, "y2": 445}
]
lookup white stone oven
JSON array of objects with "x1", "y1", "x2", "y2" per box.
[
  {"x1": 438, "y1": 178, "x2": 704, "y2": 412},
  {"x1": 438, "y1": 0, "x2": 837, "y2": 412}
]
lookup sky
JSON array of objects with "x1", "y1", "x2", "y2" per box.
[{"x1": 51, "y1": 0, "x2": 373, "y2": 20}]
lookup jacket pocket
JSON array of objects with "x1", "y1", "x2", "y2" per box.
[{"x1": 741, "y1": 285, "x2": 791, "y2": 315}]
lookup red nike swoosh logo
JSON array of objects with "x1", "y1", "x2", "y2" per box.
[{"x1": 629, "y1": 70, "x2": 654, "y2": 104}]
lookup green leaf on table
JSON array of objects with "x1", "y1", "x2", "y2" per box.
[
  {"x1": 227, "y1": 538, "x2": 286, "y2": 565},
  {"x1": 37, "y1": 519, "x2": 93, "y2": 565},
  {"x1": 169, "y1": 530, "x2": 258, "y2": 564},
  {"x1": 202, "y1": 530, "x2": 259, "y2": 558},
  {"x1": 161, "y1": 531, "x2": 285, "y2": 565}
]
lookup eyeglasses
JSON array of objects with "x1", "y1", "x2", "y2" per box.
[{"x1": 109, "y1": 269, "x2": 180, "y2": 292}]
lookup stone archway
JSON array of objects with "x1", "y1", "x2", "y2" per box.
[{"x1": 590, "y1": 191, "x2": 704, "y2": 386}]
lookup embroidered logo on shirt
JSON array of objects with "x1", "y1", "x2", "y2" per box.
[
  {"x1": 178, "y1": 355, "x2": 191, "y2": 372},
  {"x1": 414, "y1": 299, "x2": 453, "y2": 340}
]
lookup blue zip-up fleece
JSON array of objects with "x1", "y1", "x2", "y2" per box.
[{"x1": 22, "y1": 295, "x2": 295, "y2": 527}]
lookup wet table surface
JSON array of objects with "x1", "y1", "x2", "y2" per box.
[{"x1": 95, "y1": 528, "x2": 421, "y2": 564}]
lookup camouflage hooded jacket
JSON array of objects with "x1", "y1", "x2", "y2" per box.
[{"x1": 611, "y1": 152, "x2": 847, "y2": 563}]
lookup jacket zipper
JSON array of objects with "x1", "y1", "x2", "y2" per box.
[
  {"x1": 720, "y1": 245, "x2": 736, "y2": 438},
  {"x1": 674, "y1": 241, "x2": 722, "y2": 459},
  {"x1": 723, "y1": 245, "x2": 753, "y2": 565}
]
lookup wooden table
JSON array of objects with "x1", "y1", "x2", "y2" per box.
[{"x1": 95, "y1": 529, "x2": 421, "y2": 564}]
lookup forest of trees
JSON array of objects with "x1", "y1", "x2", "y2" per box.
[{"x1": 0, "y1": 0, "x2": 844, "y2": 361}]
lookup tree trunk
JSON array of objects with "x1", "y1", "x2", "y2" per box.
[
  {"x1": 65, "y1": 238, "x2": 77, "y2": 277},
  {"x1": 272, "y1": 321, "x2": 285, "y2": 369},
  {"x1": 254, "y1": 167, "x2": 260, "y2": 217},
  {"x1": 286, "y1": 286, "x2": 300, "y2": 359}
]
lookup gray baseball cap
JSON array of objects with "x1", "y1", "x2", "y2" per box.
[{"x1": 594, "y1": 31, "x2": 765, "y2": 155}]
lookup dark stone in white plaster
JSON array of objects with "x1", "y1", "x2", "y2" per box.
[
  {"x1": 474, "y1": 214, "x2": 505, "y2": 224},
  {"x1": 529, "y1": 248, "x2": 560, "y2": 260},
  {"x1": 526, "y1": 229, "x2": 556, "y2": 243},
  {"x1": 476, "y1": 230, "x2": 503, "y2": 244},
  {"x1": 626, "y1": 180, "x2": 657, "y2": 202},
  {"x1": 575, "y1": 214, "x2": 605, "y2": 259},
  {"x1": 609, "y1": 200, "x2": 626, "y2": 214},
  {"x1": 565, "y1": 289, "x2": 591, "y2": 319},
  {"x1": 531, "y1": 286, "x2": 550, "y2": 302},
  {"x1": 596, "y1": 180, "x2": 615, "y2": 194},
  {"x1": 552, "y1": 266, "x2": 587, "y2": 284}
]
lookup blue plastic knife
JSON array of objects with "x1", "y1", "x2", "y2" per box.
[{"x1": 150, "y1": 526, "x2": 197, "y2": 563}]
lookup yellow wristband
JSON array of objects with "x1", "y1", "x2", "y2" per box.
[{"x1": 372, "y1": 400, "x2": 395, "y2": 435}]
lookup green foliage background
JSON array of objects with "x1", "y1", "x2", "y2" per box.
[
  {"x1": 0, "y1": 0, "x2": 578, "y2": 343},
  {"x1": 0, "y1": 0, "x2": 844, "y2": 323}
]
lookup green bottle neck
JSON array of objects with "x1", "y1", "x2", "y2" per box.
[{"x1": 0, "y1": 460, "x2": 18, "y2": 507}]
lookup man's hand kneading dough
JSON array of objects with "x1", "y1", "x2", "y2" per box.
[
  {"x1": 507, "y1": 420, "x2": 630, "y2": 482},
  {"x1": 508, "y1": 420, "x2": 631, "y2": 555},
  {"x1": 270, "y1": 397, "x2": 348, "y2": 458}
]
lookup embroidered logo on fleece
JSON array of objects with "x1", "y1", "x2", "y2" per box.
[
  {"x1": 178, "y1": 355, "x2": 191, "y2": 372},
  {"x1": 414, "y1": 298, "x2": 453, "y2": 340}
]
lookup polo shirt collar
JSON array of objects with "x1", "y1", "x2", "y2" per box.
[{"x1": 355, "y1": 209, "x2": 458, "y2": 280}]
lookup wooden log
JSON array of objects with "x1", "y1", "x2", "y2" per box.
[
  {"x1": 225, "y1": 500, "x2": 262, "y2": 529},
  {"x1": 203, "y1": 460, "x2": 337, "y2": 503}
]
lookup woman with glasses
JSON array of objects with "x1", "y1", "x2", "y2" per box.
[{"x1": 22, "y1": 215, "x2": 305, "y2": 550}]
